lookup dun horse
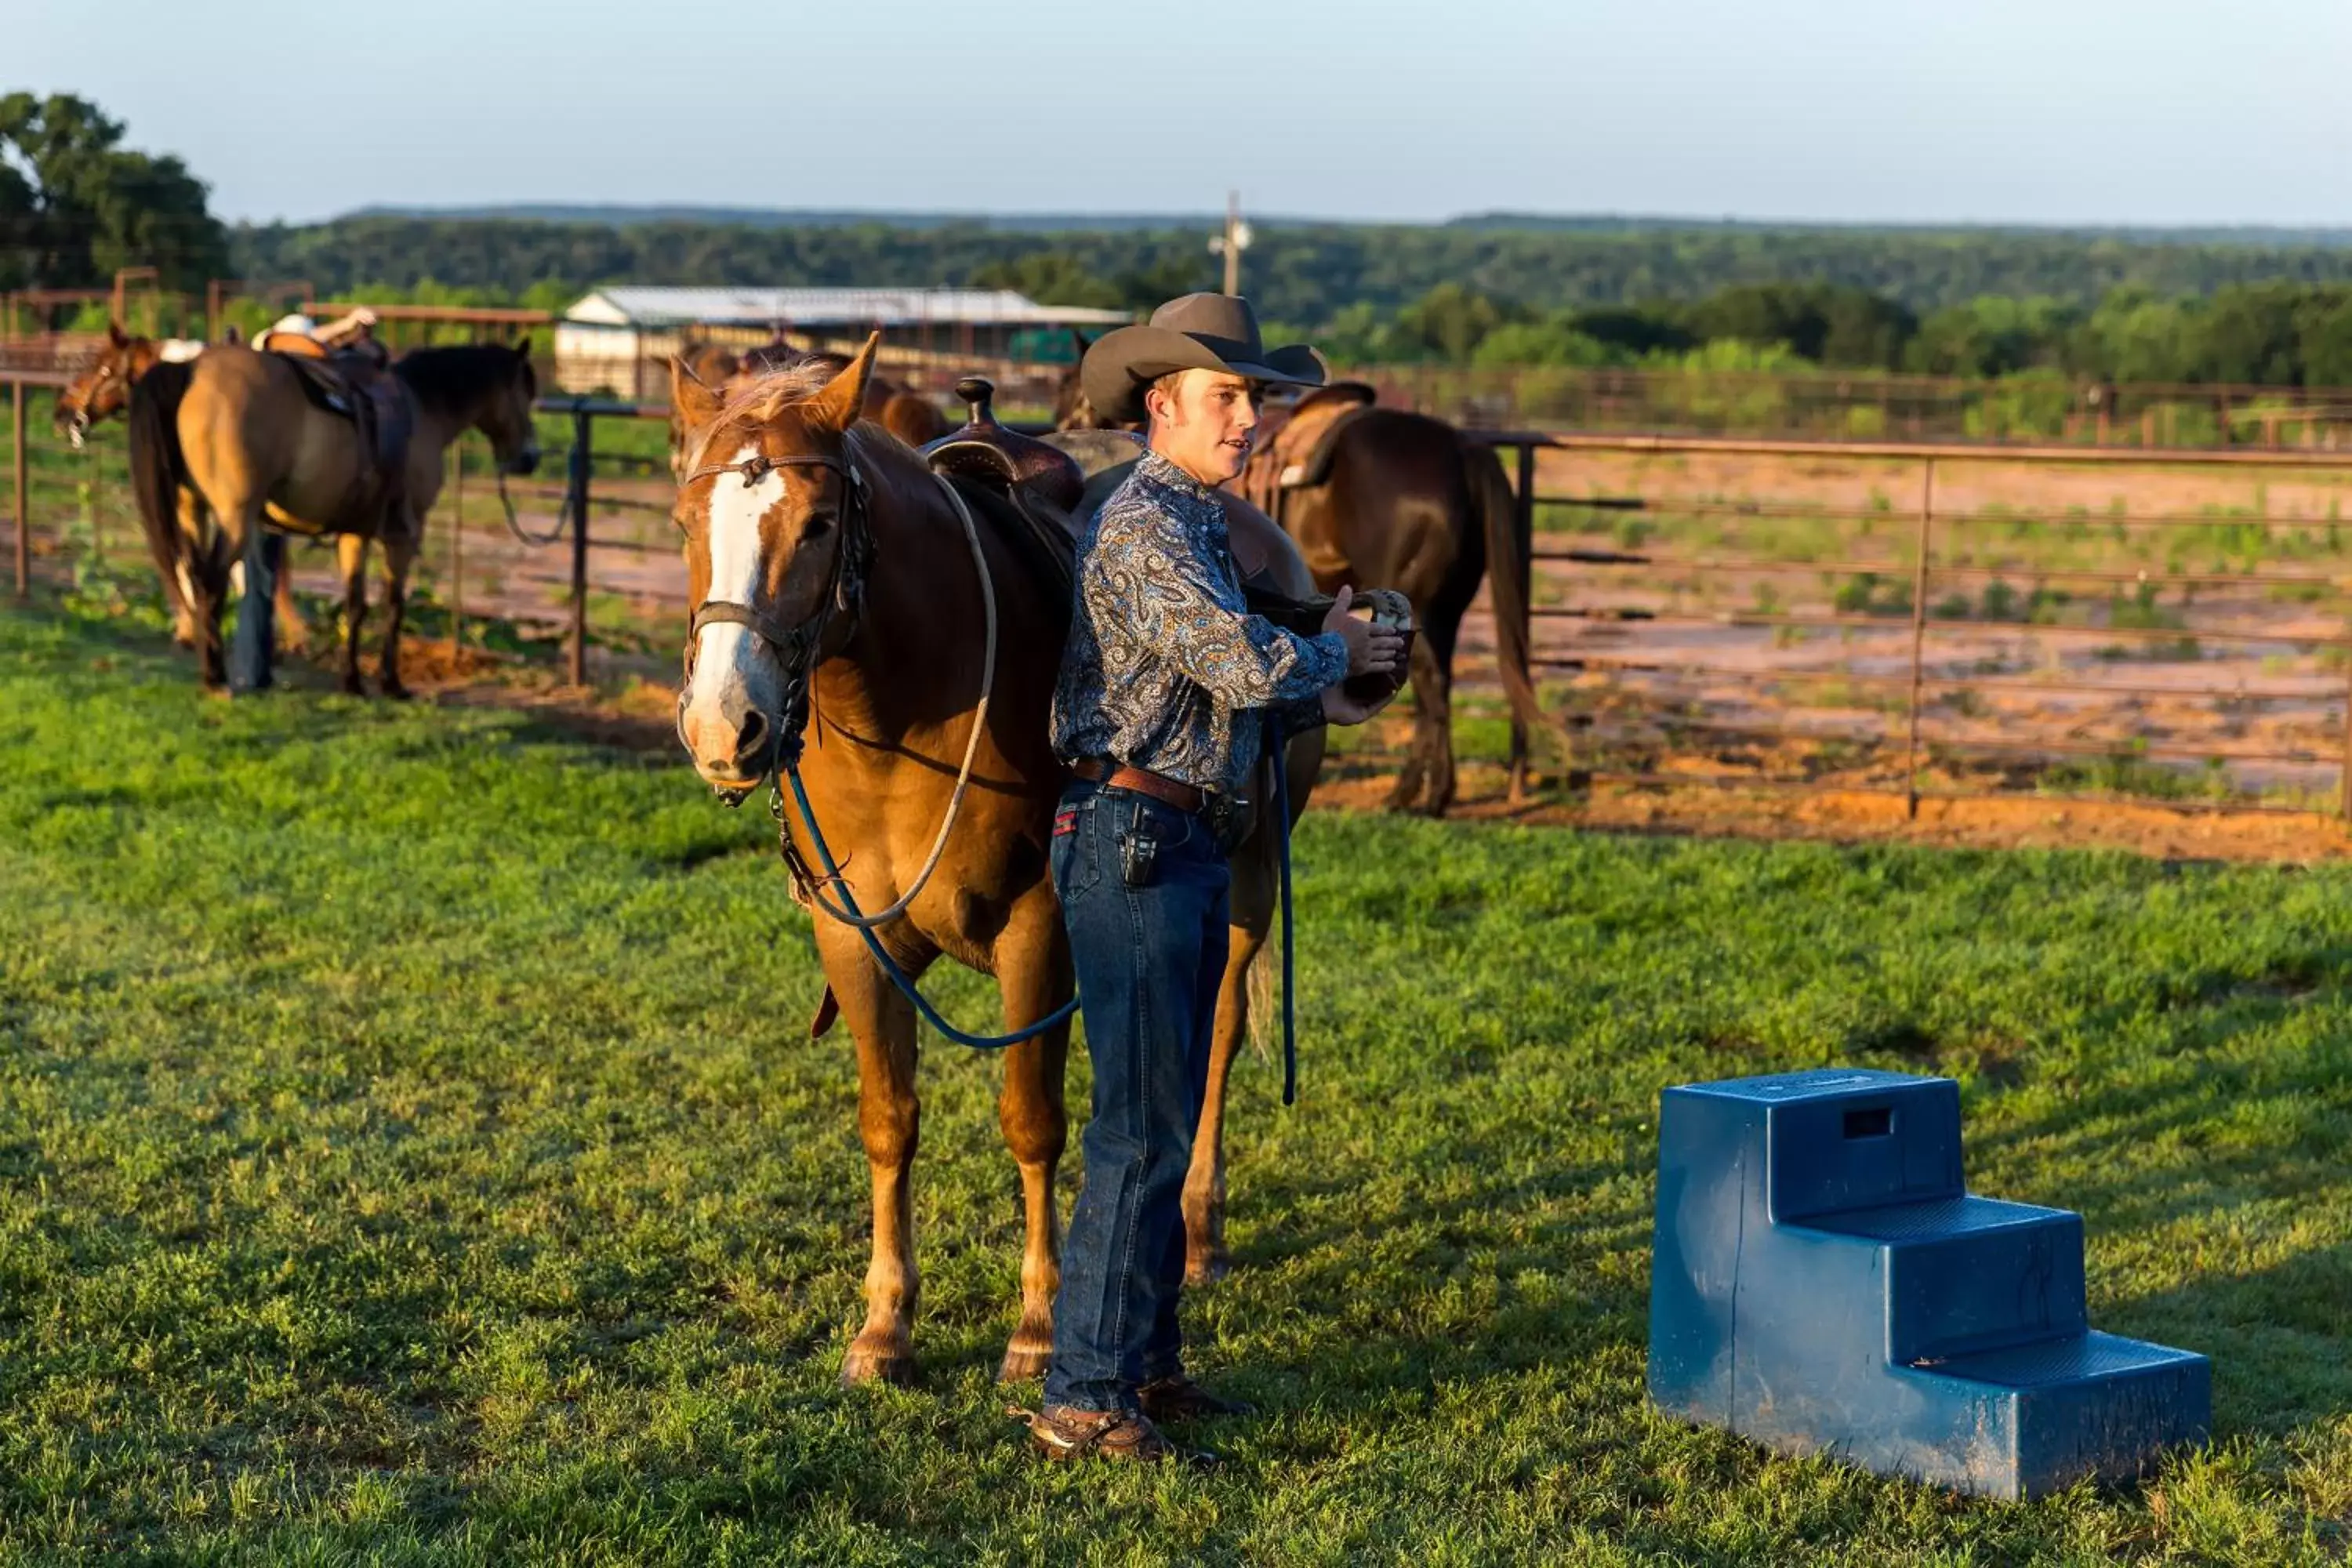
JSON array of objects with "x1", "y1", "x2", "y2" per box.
[
  {"x1": 129, "y1": 339, "x2": 542, "y2": 693},
  {"x1": 670, "y1": 339, "x2": 1321, "y2": 1385},
  {"x1": 56, "y1": 324, "x2": 307, "y2": 652},
  {"x1": 1056, "y1": 337, "x2": 1544, "y2": 812}
]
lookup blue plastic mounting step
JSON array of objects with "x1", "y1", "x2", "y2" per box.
[{"x1": 1647, "y1": 1068, "x2": 2209, "y2": 1499}]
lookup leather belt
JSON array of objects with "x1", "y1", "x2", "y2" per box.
[{"x1": 1073, "y1": 757, "x2": 1205, "y2": 815}]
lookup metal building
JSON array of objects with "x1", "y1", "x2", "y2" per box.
[{"x1": 554, "y1": 286, "x2": 1131, "y2": 397}]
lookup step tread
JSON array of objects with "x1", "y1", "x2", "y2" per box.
[
  {"x1": 1798, "y1": 1192, "x2": 2073, "y2": 1243},
  {"x1": 1919, "y1": 1330, "x2": 2205, "y2": 1388}
]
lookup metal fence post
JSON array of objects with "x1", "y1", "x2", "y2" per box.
[
  {"x1": 1510, "y1": 437, "x2": 1537, "y2": 787},
  {"x1": 11, "y1": 379, "x2": 26, "y2": 601},
  {"x1": 567, "y1": 401, "x2": 592, "y2": 686},
  {"x1": 1904, "y1": 457, "x2": 1936, "y2": 819},
  {"x1": 2340, "y1": 655, "x2": 2352, "y2": 822},
  {"x1": 449, "y1": 443, "x2": 464, "y2": 650}
]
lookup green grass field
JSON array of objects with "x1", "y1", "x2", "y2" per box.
[{"x1": 2, "y1": 603, "x2": 2348, "y2": 1565}]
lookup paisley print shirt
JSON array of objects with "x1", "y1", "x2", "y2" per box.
[{"x1": 1051, "y1": 448, "x2": 1347, "y2": 795}]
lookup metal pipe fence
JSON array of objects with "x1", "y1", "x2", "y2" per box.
[
  {"x1": 1472, "y1": 429, "x2": 2352, "y2": 819},
  {"x1": 1369, "y1": 365, "x2": 2352, "y2": 450},
  {"x1": 10, "y1": 359, "x2": 2352, "y2": 825}
]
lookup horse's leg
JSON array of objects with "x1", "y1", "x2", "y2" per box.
[
  {"x1": 335, "y1": 534, "x2": 368, "y2": 696},
  {"x1": 1183, "y1": 920, "x2": 1266, "y2": 1287},
  {"x1": 993, "y1": 894, "x2": 1071, "y2": 1382},
  {"x1": 274, "y1": 547, "x2": 307, "y2": 656},
  {"x1": 377, "y1": 521, "x2": 418, "y2": 700},
  {"x1": 1420, "y1": 629, "x2": 1459, "y2": 815},
  {"x1": 1386, "y1": 633, "x2": 1447, "y2": 814},
  {"x1": 171, "y1": 487, "x2": 205, "y2": 652},
  {"x1": 818, "y1": 920, "x2": 924, "y2": 1388},
  {"x1": 191, "y1": 530, "x2": 231, "y2": 691}
]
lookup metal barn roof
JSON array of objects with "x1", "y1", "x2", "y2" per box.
[{"x1": 564, "y1": 287, "x2": 1131, "y2": 329}]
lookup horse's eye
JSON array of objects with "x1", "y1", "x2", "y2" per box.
[{"x1": 804, "y1": 512, "x2": 835, "y2": 539}]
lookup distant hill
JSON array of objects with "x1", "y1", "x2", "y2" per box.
[
  {"x1": 1444, "y1": 212, "x2": 2352, "y2": 246},
  {"x1": 339, "y1": 203, "x2": 1229, "y2": 234},
  {"x1": 348, "y1": 203, "x2": 2352, "y2": 250},
  {"x1": 236, "y1": 210, "x2": 2352, "y2": 325}
]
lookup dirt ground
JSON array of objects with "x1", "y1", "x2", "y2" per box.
[
  {"x1": 334, "y1": 635, "x2": 2351, "y2": 866},
  {"x1": 292, "y1": 442, "x2": 2352, "y2": 866}
]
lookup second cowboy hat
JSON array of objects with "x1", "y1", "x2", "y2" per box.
[{"x1": 1080, "y1": 293, "x2": 1325, "y2": 426}]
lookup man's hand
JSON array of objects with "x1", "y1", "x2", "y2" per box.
[
  {"x1": 1323, "y1": 585, "x2": 1406, "y2": 679},
  {"x1": 1321, "y1": 683, "x2": 1395, "y2": 726}
]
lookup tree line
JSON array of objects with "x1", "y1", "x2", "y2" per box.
[
  {"x1": 1323, "y1": 279, "x2": 2352, "y2": 387},
  {"x1": 20, "y1": 89, "x2": 2352, "y2": 387}
]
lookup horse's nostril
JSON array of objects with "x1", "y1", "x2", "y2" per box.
[{"x1": 737, "y1": 709, "x2": 768, "y2": 760}]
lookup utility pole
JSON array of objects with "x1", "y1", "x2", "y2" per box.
[{"x1": 1208, "y1": 190, "x2": 1251, "y2": 296}]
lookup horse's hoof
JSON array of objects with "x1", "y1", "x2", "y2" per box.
[
  {"x1": 1185, "y1": 1252, "x2": 1232, "y2": 1288},
  {"x1": 839, "y1": 1342, "x2": 917, "y2": 1388},
  {"x1": 996, "y1": 1341, "x2": 1052, "y2": 1383}
]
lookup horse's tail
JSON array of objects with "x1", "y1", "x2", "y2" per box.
[
  {"x1": 1465, "y1": 434, "x2": 1548, "y2": 747},
  {"x1": 127, "y1": 359, "x2": 196, "y2": 618}
]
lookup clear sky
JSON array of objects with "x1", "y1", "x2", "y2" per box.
[{"x1": 13, "y1": 0, "x2": 2351, "y2": 227}]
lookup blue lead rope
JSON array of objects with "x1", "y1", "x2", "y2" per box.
[
  {"x1": 786, "y1": 764, "x2": 1078, "y2": 1051},
  {"x1": 1271, "y1": 723, "x2": 1299, "y2": 1106},
  {"x1": 780, "y1": 725, "x2": 1299, "y2": 1105}
]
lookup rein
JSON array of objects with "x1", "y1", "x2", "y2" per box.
[{"x1": 681, "y1": 446, "x2": 1298, "y2": 1083}]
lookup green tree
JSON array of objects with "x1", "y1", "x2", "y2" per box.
[
  {"x1": 1905, "y1": 296, "x2": 2078, "y2": 377},
  {"x1": 1392, "y1": 282, "x2": 1511, "y2": 361},
  {"x1": 970, "y1": 251, "x2": 1122, "y2": 310},
  {"x1": 0, "y1": 93, "x2": 228, "y2": 292}
]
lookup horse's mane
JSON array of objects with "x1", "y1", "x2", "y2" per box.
[
  {"x1": 394, "y1": 343, "x2": 535, "y2": 408},
  {"x1": 694, "y1": 362, "x2": 921, "y2": 478}
]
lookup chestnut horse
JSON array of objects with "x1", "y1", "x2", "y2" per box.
[
  {"x1": 129, "y1": 340, "x2": 542, "y2": 693},
  {"x1": 670, "y1": 339, "x2": 1323, "y2": 1385},
  {"x1": 669, "y1": 339, "x2": 943, "y2": 479},
  {"x1": 1057, "y1": 336, "x2": 1544, "y2": 811}
]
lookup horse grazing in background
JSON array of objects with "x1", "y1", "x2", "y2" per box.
[
  {"x1": 1056, "y1": 350, "x2": 1546, "y2": 811},
  {"x1": 129, "y1": 339, "x2": 542, "y2": 694},
  {"x1": 57, "y1": 322, "x2": 307, "y2": 655},
  {"x1": 669, "y1": 339, "x2": 1325, "y2": 1385}
]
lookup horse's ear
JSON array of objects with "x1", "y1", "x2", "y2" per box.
[
  {"x1": 1069, "y1": 327, "x2": 1091, "y2": 358},
  {"x1": 670, "y1": 354, "x2": 725, "y2": 433},
  {"x1": 107, "y1": 320, "x2": 129, "y2": 348},
  {"x1": 511, "y1": 333, "x2": 532, "y2": 361},
  {"x1": 803, "y1": 332, "x2": 880, "y2": 434}
]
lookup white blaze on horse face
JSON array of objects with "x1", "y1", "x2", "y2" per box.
[{"x1": 681, "y1": 443, "x2": 788, "y2": 780}]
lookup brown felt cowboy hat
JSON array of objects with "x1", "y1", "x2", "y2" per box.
[{"x1": 1080, "y1": 292, "x2": 1325, "y2": 425}]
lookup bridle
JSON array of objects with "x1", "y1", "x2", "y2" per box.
[
  {"x1": 674, "y1": 443, "x2": 875, "y2": 781},
  {"x1": 60, "y1": 358, "x2": 120, "y2": 446}
]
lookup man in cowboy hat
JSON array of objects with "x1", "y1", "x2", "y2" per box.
[{"x1": 1018, "y1": 294, "x2": 1406, "y2": 1464}]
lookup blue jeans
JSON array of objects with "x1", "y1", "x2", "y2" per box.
[
  {"x1": 229, "y1": 526, "x2": 282, "y2": 694},
  {"x1": 1043, "y1": 778, "x2": 1231, "y2": 1413}
]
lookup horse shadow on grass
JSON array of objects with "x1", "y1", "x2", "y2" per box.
[{"x1": 924, "y1": 1149, "x2": 1658, "y2": 1427}]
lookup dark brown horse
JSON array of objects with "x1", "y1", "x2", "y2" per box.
[
  {"x1": 670, "y1": 341, "x2": 1327, "y2": 1385},
  {"x1": 1057, "y1": 351, "x2": 1544, "y2": 812},
  {"x1": 131, "y1": 340, "x2": 541, "y2": 693}
]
